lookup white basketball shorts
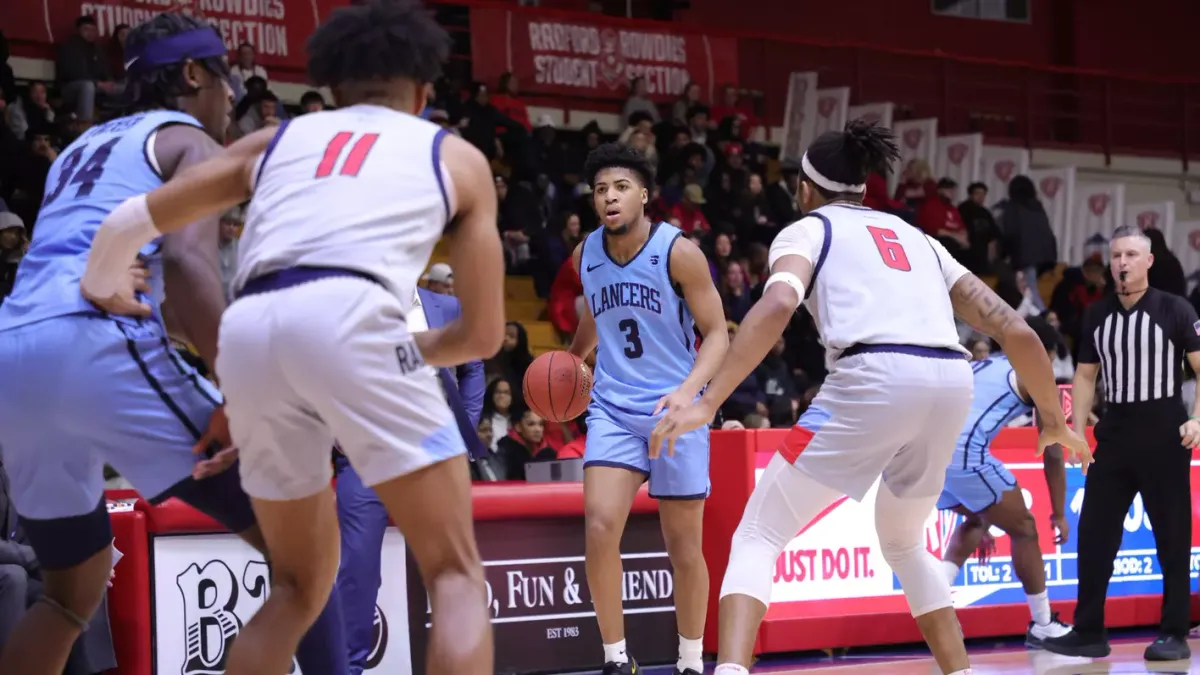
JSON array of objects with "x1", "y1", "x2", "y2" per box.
[
  {"x1": 216, "y1": 276, "x2": 465, "y2": 501},
  {"x1": 780, "y1": 348, "x2": 974, "y2": 502}
]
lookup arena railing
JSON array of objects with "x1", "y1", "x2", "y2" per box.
[{"x1": 430, "y1": 0, "x2": 1200, "y2": 167}]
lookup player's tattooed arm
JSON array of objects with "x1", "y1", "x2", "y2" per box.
[
  {"x1": 950, "y1": 273, "x2": 1065, "y2": 428},
  {"x1": 567, "y1": 241, "x2": 599, "y2": 360},
  {"x1": 668, "y1": 236, "x2": 729, "y2": 399}
]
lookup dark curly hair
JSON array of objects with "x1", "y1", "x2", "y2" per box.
[
  {"x1": 1025, "y1": 315, "x2": 1062, "y2": 354},
  {"x1": 583, "y1": 142, "x2": 656, "y2": 189},
  {"x1": 120, "y1": 13, "x2": 230, "y2": 114},
  {"x1": 307, "y1": 0, "x2": 450, "y2": 90},
  {"x1": 802, "y1": 119, "x2": 901, "y2": 200}
]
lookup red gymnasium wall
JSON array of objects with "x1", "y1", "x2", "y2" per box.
[
  {"x1": 6, "y1": 0, "x2": 1199, "y2": 83},
  {"x1": 679, "y1": 0, "x2": 1200, "y2": 79},
  {"x1": 679, "y1": 0, "x2": 1056, "y2": 66}
]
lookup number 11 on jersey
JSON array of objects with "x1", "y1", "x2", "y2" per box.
[{"x1": 315, "y1": 131, "x2": 379, "y2": 178}]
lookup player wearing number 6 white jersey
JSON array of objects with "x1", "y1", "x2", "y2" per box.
[
  {"x1": 79, "y1": 2, "x2": 503, "y2": 674},
  {"x1": 651, "y1": 120, "x2": 1093, "y2": 675}
]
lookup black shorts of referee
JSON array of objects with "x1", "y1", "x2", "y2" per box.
[{"x1": 1043, "y1": 233, "x2": 1200, "y2": 662}]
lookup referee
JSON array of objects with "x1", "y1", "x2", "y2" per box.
[{"x1": 1043, "y1": 226, "x2": 1200, "y2": 661}]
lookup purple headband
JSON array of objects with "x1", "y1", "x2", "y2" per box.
[{"x1": 124, "y1": 28, "x2": 228, "y2": 74}]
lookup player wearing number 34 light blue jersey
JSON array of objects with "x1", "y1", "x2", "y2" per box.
[
  {"x1": 936, "y1": 317, "x2": 1073, "y2": 647},
  {"x1": 0, "y1": 15, "x2": 347, "y2": 675}
]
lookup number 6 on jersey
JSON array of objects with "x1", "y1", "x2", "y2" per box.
[{"x1": 867, "y1": 225, "x2": 911, "y2": 272}]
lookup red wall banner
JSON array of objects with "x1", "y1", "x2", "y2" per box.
[
  {"x1": 469, "y1": 6, "x2": 738, "y2": 103},
  {"x1": 0, "y1": 0, "x2": 339, "y2": 74}
]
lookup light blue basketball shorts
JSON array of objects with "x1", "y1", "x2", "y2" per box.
[{"x1": 583, "y1": 398, "x2": 710, "y2": 499}]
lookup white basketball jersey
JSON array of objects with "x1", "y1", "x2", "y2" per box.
[
  {"x1": 768, "y1": 203, "x2": 969, "y2": 365},
  {"x1": 234, "y1": 104, "x2": 451, "y2": 304}
]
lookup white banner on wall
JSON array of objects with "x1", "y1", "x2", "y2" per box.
[
  {"x1": 1126, "y1": 200, "x2": 1177, "y2": 243},
  {"x1": 935, "y1": 134, "x2": 983, "y2": 202},
  {"x1": 979, "y1": 146, "x2": 1031, "y2": 207},
  {"x1": 153, "y1": 532, "x2": 412, "y2": 675},
  {"x1": 813, "y1": 87, "x2": 850, "y2": 138},
  {"x1": 1072, "y1": 183, "x2": 1126, "y2": 266},
  {"x1": 890, "y1": 118, "x2": 938, "y2": 196},
  {"x1": 846, "y1": 101, "x2": 895, "y2": 130},
  {"x1": 780, "y1": 71, "x2": 819, "y2": 163},
  {"x1": 1172, "y1": 221, "x2": 1200, "y2": 280},
  {"x1": 1026, "y1": 167, "x2": 1077, "y2": 263}
]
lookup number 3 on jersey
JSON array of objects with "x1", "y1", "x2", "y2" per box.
[
  {"x1": 619, "y1": 318, "x2": 644, "y2": 359},
  {"x1": 867, "y1": 226, "x2": 911, "y2": 272},
  {"x1": 315, "y1": 131, "x2": 379, "y2": 178}
]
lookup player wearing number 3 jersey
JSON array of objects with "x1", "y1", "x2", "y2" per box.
[
  {"x1": 567, "y1": 143, "x2": 728, "y2": 675},
  {"x1": 651, "y1": 121, "x2": 1092, "y2": 675},
  {"x1": 79, "y1": 2, "x2": 503, "y2": 674}
]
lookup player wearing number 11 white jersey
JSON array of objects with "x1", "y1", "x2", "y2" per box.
[
  {"x1": 80, "y1": 2, "x2": 502, "y2": 674},
  {"x1": 651, "y1": 121, "x2": 1091, "y2": 675}
]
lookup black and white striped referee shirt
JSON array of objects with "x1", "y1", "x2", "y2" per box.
[{"x1": 1078, "y1": 288, "x2": 1200, "y2": 406}]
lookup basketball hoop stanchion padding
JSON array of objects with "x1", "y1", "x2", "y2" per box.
[
  {"x1": 700, "y1": 430, "x2": 760, "y2": 654},
  {"x1": 104, "y1": 493, "x2": 153, "y2": 675}
]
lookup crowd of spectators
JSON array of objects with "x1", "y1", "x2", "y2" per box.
[{"x1": 3, "y1": 17, "x2": 1200, "y2": 482}]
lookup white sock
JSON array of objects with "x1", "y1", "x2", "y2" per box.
[
  {"x1": 714, "y1": 664, "x2": 749, "y2": 675},
  {"x1": 603, "y1": 639, "x2": 628, "y2": 665},
  {"x1": 947, "y1": 670, "x2": 972, "y2": 675},
  {"x1": 941, "y1": 559, "x2": 961, "y2": 585},
  {"x1": 677, "y1": 635, "x2": 703, "y2": 673},
  {"x1": 1027, "y1": 590, "x2": 1051, "y2": 625}
]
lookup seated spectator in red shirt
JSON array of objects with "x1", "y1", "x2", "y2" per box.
[
  {"x1": 917, "y1": 178, "x2": 969, "y2": 256},
  {"x1": 710, "y1": 84, "x2": 758, "y2": 141},
  {"x1": 547, "y1": 257, "x2": 584, "y2": 340},
  {"x1": 497, "y1": 409, "x2": 556, "y2": 480},
  {"x1": 863, "y1": 172, "x2": 909, "y2": 215},
  {"x1": 558, "y1": 434, "x2": 586, "y2": 459},
  {"x1": 542, "y1": 416, "x2": 582, "y2": 452},
  {"x1": 489, "y1": 71, "x2": 531, "y2": 131},
  {"x1": 669, "y1": 184, "x2": 711, "y2": 234},
  {"x1": 893, "y1": 159, "x2": 935, "y2": 209}
]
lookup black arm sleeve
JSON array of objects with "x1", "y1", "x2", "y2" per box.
[{"x1": 1173, "y1": 296, "x2": 1200, "y2": 354}]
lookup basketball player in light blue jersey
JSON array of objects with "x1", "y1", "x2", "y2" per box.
[
  {"x1": 567, "y1": 143, "x2": 729, "y2": 675},
  {"x1": 937, "y1": 316, "x2": 1072, "y2": 647},
  {"x1": 0, "y1": 15, "x2": 346, "y2": 675}
]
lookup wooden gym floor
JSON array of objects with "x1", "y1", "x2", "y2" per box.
[{"x1": 632, "y1": 636, "x2": 1200, "y2": 674}]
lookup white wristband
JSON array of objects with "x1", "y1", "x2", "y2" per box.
[
  {"x1": 81, "y1": 194, "x2": 160, "y2": 298},
  {"x1": 762, "y1": 272, "x2": 805, "y2": 309}
]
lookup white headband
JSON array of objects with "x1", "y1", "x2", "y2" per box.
[{"x1": 801, "y1": 152, "x2": 866, "y2": 194}]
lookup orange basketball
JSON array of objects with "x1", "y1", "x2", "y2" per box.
[{"x1": 522, "y1": 351, "x2": 593, "y2": 422}]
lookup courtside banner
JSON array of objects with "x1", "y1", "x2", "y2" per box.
[
  {"x1": 0, "y1": 0, "x2": 338, "y2": 73},
  {"x1": 469, "y1": 7, "x2": 738, "y2": 102},
  {"x1": 406, "y1": 514, "x2": 677, "y2": 673},
  {"x1": 752, "y1": 433, "x2": 1200, "y2": 619},
  {"x1": 151, "y1": 531, "x2": 412, "y2": 675}
]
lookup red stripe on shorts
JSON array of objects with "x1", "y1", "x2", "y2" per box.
[{"x1": 778, "y1": 425, "x2": 816, "y2": 464}]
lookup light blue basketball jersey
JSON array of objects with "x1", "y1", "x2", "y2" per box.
[
  {"x1": 581, "y1": 222, "x2": 698, "y2": 414},
  {"x1": 0, "y1": 110, "x2": 201, "y2": 331},
  {"x1": 952, "y1": 356, "x2": 1032, "y2": 469}
]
